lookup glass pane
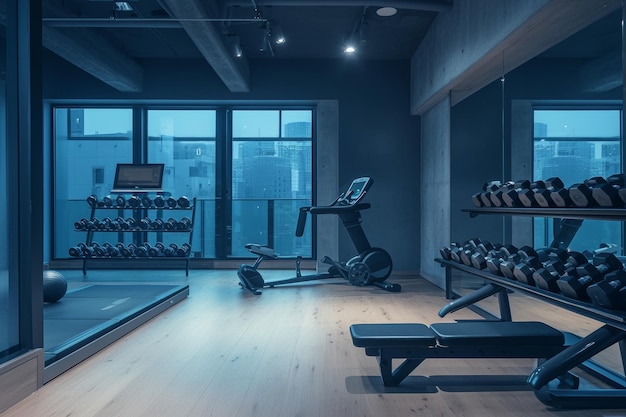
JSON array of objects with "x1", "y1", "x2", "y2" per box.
[
  {"x1": 232, "y1": 110, "x2": 279, "y2": 137},
  {"x1": 281, "y1": 110, "x2": 313, "y2": 138},
  {"x1": 147, "y1": 110, "x2": 216, "y2": 258},
  {"x1": 54, "y1": 108, "x2": 133, "y2": 258},
  {"x1": 533, "y1": 109, "x2": 622, "y2": 251},
  {"x1": 0, "y1": 27, "x2": 19, "y2": 359},
  {"x1": 232, "y1": 140, "x2": 312, "y2": 257}
]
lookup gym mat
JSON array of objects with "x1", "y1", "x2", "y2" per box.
[{"x1": 44, "y1": 284, "x2": 187, "y2": 363}]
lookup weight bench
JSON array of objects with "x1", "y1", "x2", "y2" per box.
[{"x1": 350, "y1": 321, "x2": 565, "y2": 386}]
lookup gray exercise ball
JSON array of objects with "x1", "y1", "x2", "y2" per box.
[{"x1": 43, "y1": 270, "x2": 67, "y2": 303}]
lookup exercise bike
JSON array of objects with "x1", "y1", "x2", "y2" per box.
[{"x1": 237, "y1": 176, "x2": 401, "y2": 294}]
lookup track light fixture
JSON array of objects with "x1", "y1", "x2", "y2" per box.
[{"x1": 343, "y1": 7, "x2": 368, "y2": 55}]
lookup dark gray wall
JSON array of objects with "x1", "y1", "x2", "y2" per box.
[{"x1": 43, "y1": 53, "x2": 421, "y2": 272}]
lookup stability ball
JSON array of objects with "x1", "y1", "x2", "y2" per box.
[{"x1": 43, "y1": 270, "x2": 67, "y2": 303}]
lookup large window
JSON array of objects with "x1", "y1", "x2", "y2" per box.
[
  {"x1": 231, "y1": 110, "x2": 313, "y2": 256},
  {"x1": 53, "y1": 108, "x2": 133, "y2": 257},
  {"x1": 533, "y1": 108, "x2": 622, "y2": 251},
  {"x1": 52, "y1": 106, "x2": 314, "y2": 261}
]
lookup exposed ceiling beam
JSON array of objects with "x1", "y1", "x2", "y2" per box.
[
  {"x1": 42, "y1": 1, "x2": 144, "y2": 93},
  {"x1": 158, "y1": 0, "x2": 250, "y2": 93},
  {"x1": 221, "y1": 0, "x2": 452, "y2": 12},
  {"x1": 42, "y1": 26, "x2": 144, "y2": 92}
]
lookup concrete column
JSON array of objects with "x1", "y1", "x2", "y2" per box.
[{"x1": 419, "y1": 96, "x2": 451, "y2": 288}]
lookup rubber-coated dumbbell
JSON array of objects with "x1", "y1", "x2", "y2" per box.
[
  {"x1": 164, "y1": 243, "x2": 179, "y2": 257},
  {"x1": 518, "y1": 181, "x2": 546, "y2": 208},
  {"x1": 569, "y1": 177, "x2": 607, "y2": 207},
  {"x1": 512, "y1": 247, "x2": 568, "y2": 286},
  {"x1": 141, "y1": 195, "x2": 153, "y2": 208},
  {"x1": 128, "y1": 195, "x2": 142, "y2": 208},
  {"x1": 592, "y1": 173, "x2": 624, "y2": 207},
  {"x1": 501, "y1": 180, "x2": 531, "y2": 208},
  {"x1": 102, "y1": 242, "x2": 120, "y2": 257},
  {"x1": 87, "y1": 195, "x2": 99, "y2": 208},
  {"x1": 488, "y1": 182, "x2": 515, "y2": 207},
  {"x1": 534, "y1": 177, "x2": 565, "y2": 208},
  {"x1": 440, "y1": 243, "x2": 459, "y2": 261},
  {"x1": 557, "y1": 253, "x2": 624, "y2": 299},
  {"x1": 532, "y1": 251, "x2": 588, "y2": 292},
  {"x1": 177, "y1": 243, "x2": 191, "y2": 256},
  {"x1": 148, "y1": 242, "x2": 165, "y2": 257},
  {"x1": 472, "y1": 181, "x2": 501, "y2": 207},
  {"x1": 115, "y1": 195, "x2": 126, "y2": 207},
  {"x1": 177, "y1": 217, "x2": 192, "y2": 230},
  {"x1": 454, "y1": 238, "x2": 484, "y2": 266},
  {"x1": 587, "y1": 269, "x2": 626, "y2": 310},
  {"x1": 102, "y1": 195, "x2": 114, "y2": 207},
  {"x1": 150, "y1": 218, "x2": 165, "y2": 230},
  {"x1": 116, "y1": 243, "x2": 132, "y2": 257},
  {"x1": 469, "y1": 241, "x2": 499, "y2": 269},
  {"x1": 166, "y1": 197, "x2": 177, "y2": 208},
  {"x1": 164, "y1": 218, "x2": 178, "y2": 231},
  {"x1": 177, "y1": 196, "x2": 191, "y2": 208},
  {"x1": 499, "y1": 246, "x2": 537, "y2": 279},
  {"x1": 485, "y1": 245, "x2": 519, "y2": 276},
  {"x1": 154, "y1": 195, "x2": 166, "y2": 208}
]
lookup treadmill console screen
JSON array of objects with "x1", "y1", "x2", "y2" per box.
[{"x1": 342, "y1": 177, "x2": 373, "y2": 205}]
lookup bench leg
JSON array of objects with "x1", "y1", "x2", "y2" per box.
[{"x1": 378, "y1": 352, "x2": 425, "y2": 386}]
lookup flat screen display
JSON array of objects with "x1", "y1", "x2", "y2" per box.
[{"x1": 113, "y1": 163, "x2": 164, "y2": 190}]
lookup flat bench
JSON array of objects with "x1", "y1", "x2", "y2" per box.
[{"x1": 350, "y1": 321, "x2": 565, "y2": 386}]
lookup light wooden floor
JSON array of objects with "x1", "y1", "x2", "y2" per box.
[{"x1": 2, "y1": 269, "x2": 625, "y2": 417}]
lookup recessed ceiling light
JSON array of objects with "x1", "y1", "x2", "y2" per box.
[{"x1": 376, "y1": 7, "x2": 397, "y2": 17}]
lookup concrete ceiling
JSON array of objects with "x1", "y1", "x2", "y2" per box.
[
  {"x1": 41, "y1": 0, "x2": 622, "y2": 96},
  {"x1": 42, "y1": 0, "x2": 450, "y2": 92}
]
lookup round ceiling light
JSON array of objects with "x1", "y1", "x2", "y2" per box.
[{"x1": 376, "y1": 7, "x2": 397, "y2": 17}]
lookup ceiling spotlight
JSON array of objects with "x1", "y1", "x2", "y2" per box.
[
  {"x1": 376, "y1": 7, "x2": 397, "y2": 17},
  {"x1": 271, "y1": 21, "x2": 286, "y2": 45},
  {"x1": 343, "y1": 33, "x2": 359, "y2": 54}
]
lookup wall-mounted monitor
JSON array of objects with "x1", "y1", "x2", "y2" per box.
[{"x1": 111, "y1": 163, "x2": 164, "y2": 192}]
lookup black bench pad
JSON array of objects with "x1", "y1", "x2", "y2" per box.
[
  {"x1": 350, "y1": 323, "x2": 436, "y2": 348},
  {"x1": 430, "y1": 321, "x2": 564, "y2": 347},
  {"x1": 350, "y1": 321, "x2": 565, "y2": 386}
]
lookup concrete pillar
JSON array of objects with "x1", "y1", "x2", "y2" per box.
[{"x1": 419, "y1": 96, "x2": 451, "y2": 288}]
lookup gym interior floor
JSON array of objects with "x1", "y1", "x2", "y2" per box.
[{"x1": 3, "y1": 268, "x2": 624, "y2": 417}]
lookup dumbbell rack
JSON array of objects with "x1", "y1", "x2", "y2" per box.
[
  {"x1": 437, "y1": 206, "x2": 626, "y2": 409},
  {"x1": 74, "y1": 195, "x2": 197, "y2": 276}
]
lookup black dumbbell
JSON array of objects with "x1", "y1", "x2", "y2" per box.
[
  {"x1": 592, "y1": 173, "x2": 624, "y2": 207},
  {"x1": 87, "y1": 195, "x2": 99, "y2": 208},
  {"x1": 177, "y1": 196, "x2": 191, "y2": 208},
  {"x1": 489, "y1": 182, "x2": 516, "y2": 207},
  {"x1": 534, "y1": 177, "x2": 565, "y2": 208},
  {"x1": 164, "y1": 218, "x2": 178, "y2": 231},
  {"x1": 177, "y1": 217, "x2": 192, "y2": 230},
  {"x1": 148, "y1": 242, "x2": 165, "y2": 257},
  {"x1": 164, "y1": 243, "x2": 179, "y2": 257},
  {"x1": 501, "y1": 180, "x2": 531, "y2": 208},
  {"x1": 115, "y1": 194, "x2": 127, "y2": 208},
  {"x1": 469, "y1": 241, "x2": 499, "y2": 269},
  {"x1": 472, "y1": 181, "x2": 501, "y2": 207},
  {"x1": 512, "y1": 247, "x2": 567, "y2": 285},
  {"x1": 102, "y1": 195, "x2": 114, "y2": 207},
  {"x1": 440, "y1": 243, "x2": 459, "y2": 261},
  {"x1": 103, "y1": 242, "x2": 120, "y2": 257},
  {"x1": 177, "y1": 243, "x2": 191, "y2": 256},
  {"x1": 128, "y1": 195, "x2": 142, "y2": 208},
  {"x1": 557, "y1": 253, "x2": 623, "y2": 300},
  {"x1": 141, "y1": 195, "x2": 153, "y2": 208},
  {"x1": 587, "y1": 269, "x2": 626, "y2": 310},
  {"x1": 569, "y1": 177, "x2": 607, "y2": 207},
  {"x1": 166, "y1": 197, "x2": 177, "y2": 209},
  {"x1": 456, "y1": 238, "x2": 484, "y2": 266},
  {"x1": 485, "y1": 245, "x2": 519, "y2": 276},
  {"x1": 116, "y1": 243, "x2": 132, "y2": 257},
  {"x1": 518, "y1": 181, "x2": 546, "y2": 208},
  {"x1": 499, "y1": 246, "x2": 537, "y2": 279},
  {"x1": 154, "y1": 195, "x2": 166, "y2": 208},
  {"x1": 150, "y1": 218, "x2": 165, "y2": 230},
  {"x1": 68, "y1": 245, "x2": 83, "y2": 257},
  {"x1": 533, "y1": 251, "x2": 588, "y2": 292}
]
